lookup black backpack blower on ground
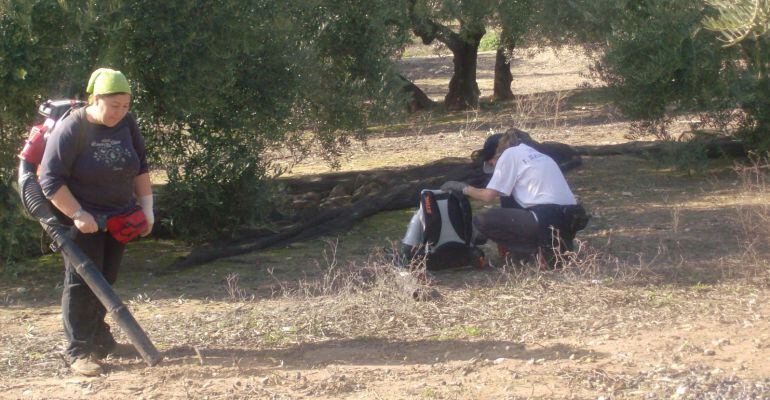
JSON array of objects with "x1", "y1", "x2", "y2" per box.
[
  {"x1": 401, "y1": 189, "x2": 486, "y2": 270},
  {"x1": 17, "y1": 99, "x2": 161, "y2": 367}
]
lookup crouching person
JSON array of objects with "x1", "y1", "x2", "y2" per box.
[{"x1": 441, "y1": 129, "x2": 588, "y2": 268}]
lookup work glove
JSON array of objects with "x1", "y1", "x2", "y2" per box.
[
  {"x1": 440, "y1": 181, "x2": 469, "y2": 194},
  {"x1": 139, "y1": 195, "x2": 154, "y2": 237}
]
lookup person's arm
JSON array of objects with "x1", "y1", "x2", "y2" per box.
[
  {"x1": 129, "y1": 114, "x2": 153, "y2": 236},
  {"x1": 50, "y1": 185, "x2": 98, "y2": 233},
  {"x1": 40, "y1": 114, "x2": 98, "y2": 233},
  {"x1": 134, "y1": 173, "x2": 153, "y2": 236},
  {"x1": 440, "y1": 181, "x2": 503, "y2": 203},
  {"x1": 464, "y1": 186, "x2": 502, "y2": 203}
]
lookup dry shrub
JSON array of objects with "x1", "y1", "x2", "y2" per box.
[
  {"x1": 459, "y1": 109, "x2": 483, "y2": 135},
  {"x1": 546, "y1": 239, "x2": 646, "y2": 280},
  {"x1": 258, "y1": 242, "x2": 436, "y2": 340},
  {"x1": 285, "y1": 237, "x2": 664, "y2": 306},
  {"x1": 147, "y1": 241, "x2": 763, "y2": 358},
  {"x1": 286, "y1": 237, "x2": 657, "y2": 308},
  {"x1": 231, "y1": 238, "x2": 688, "y2": 345},
  {"x1": 732, "y1": 153, "x2": 770, "y2": 280},
  {"x1": 512, "y1": 91, "x2": 569, "y2": 130},
  {"x1": 410, "y1": 111, "x2": 435, "y2": 136},
  {"x1": 483, "y1": 232, "x2": 661, "y2": 287},
  {"x1": 265, "y1": 240, "x2": 425, "y2": 303},
  {"x1": 626, "y1": 117, "x2": 674, "y2": 141},
  {"x1": 223, "y1": 272, "x2": 252, "y2": 302}
]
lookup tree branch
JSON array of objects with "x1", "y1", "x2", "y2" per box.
[{"x1": 406, "y1": 0, "x2": 463, "y2": 50}]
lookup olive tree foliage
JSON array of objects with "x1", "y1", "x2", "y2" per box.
[
  {"x1": 543, "y1": 0, "x2": 770, "y2": 147},
  {"x1": 0, "y1": 2, "x2": 34, "y2": 266},
  {"x1": 121, "y1": 0, "x2": 409, "y2": 241},
  {"x1": 0, "y1": 0, "x2": 410, "y2": 259},
  {"x1": 583, "y1": 1, "x2": 731, "y2": 126},
  {"x1": 703, "y1": 0, "x2": 770, "y2": 149},
  {"x1": 98, "y1": 0, "x2": 301, "y2": 241},
  {"x1": 492, "y1": 0, "x2": 598, "y2": 101},
  {"x1": 704, "y1": 0, "x2": 770, "y2": 45},
  {"x1": 0, "y1": 0, "x2": 94, "y2": 265},
  {"x1": 287, "y1": 0, "x2": 410, "y2": 163}
]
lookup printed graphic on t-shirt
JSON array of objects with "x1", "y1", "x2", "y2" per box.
[
  {"x1": 91, "y1": 139, "x2": 133, "y2": 171},
  {"x1": 528, "y1": 153, "x2": 544, "y2": 161}
]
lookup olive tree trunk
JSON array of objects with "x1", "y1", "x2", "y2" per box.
[
  {"x1": 445, "y1": 36, "x2": 482, "y2": 110},
  {"x1": 406, "y1": 0, "x2": 484, "y2": 111},
  {"x1": 493, "y1": 47, "x2": 514, "y2": 101}
]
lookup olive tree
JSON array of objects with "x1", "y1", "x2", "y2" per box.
[
  {"x1": 704, "y1": 0, "x2": 770, "y2": 46},
  {"x1": 404, "y1": 0, "x2": 573, "y2": 107},
  {"x1": 96, "y1": 0, "x2": 409, "y2": 241},
  {"x1": 704, "y1": 0, "x2": 770, "y2": 148},
  {"x1": 407, "y1": 0, "x2": 488, "y2": 110},
  {"x1": 493, "y1": 0, "x2": 565, "y2": 102},
  {"x1": 0, "y1": 0, "x2": 410, "y2": 259},
  {"x1": 0, "y1": 0, "x2": 93, "y2": 266},
  {"x1": 545, "y1": 0, "x2": 770, "y2": 147}
]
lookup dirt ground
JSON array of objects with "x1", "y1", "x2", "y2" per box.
[{"x1": 1, "y1": 50, "x2": 769, "y2": 399}]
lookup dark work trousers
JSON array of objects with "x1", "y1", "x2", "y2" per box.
[
  {"x1": 472, "y1": 208, "x2": 540, "y2": 253},
  {"x1": 62, "y1": 228, "x2": 125, "y2": 360}
]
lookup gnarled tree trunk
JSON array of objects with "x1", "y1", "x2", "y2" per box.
[
  {"x1": 445, "y1": 36, "x2": 482, "y2": 110},
  {"x1": 493, "y1": 47, "x2": 514, "y2": 101},
  {"x1": 406, "y1": 0, "x2": 484, "y2": 111},
  {"x1": 397, "y1": 74, "x2": 435, "y2": 112}
]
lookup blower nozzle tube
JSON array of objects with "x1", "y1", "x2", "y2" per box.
[{"x1": 17, "y1": 160, "x2": 162, "y2": 366}]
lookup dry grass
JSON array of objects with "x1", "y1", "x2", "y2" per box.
[
  {"x1": 720, "y1": 154, "x2": 770, "y2": 291},
  {"x1": 5, "y1": 151, "x2": 770, "y2": 400},
  {"x1": 145, "y1": 231, "x2": 765, "y2": 360},
  {"x1": 734, "y1": 154, "x2": 770, "y2": 251},
  {"x1": 1, "y1": 225, "x2": 768, "y2": 398},
  {"x1": 513, "y1": 90, "x2": 571, "y2": 131}
]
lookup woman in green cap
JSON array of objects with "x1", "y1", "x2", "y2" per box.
[{"x1": 39, "y1": 68, "x2": 154, "y2": 376}]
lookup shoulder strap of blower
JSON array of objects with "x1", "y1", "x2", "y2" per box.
[{"x1": 71, "y1": 107, "x2": 90, "y2": 157}]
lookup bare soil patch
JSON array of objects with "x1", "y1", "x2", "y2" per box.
[{"x1": 2, "y1": 48, "x2": 769, "y2": 399}]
